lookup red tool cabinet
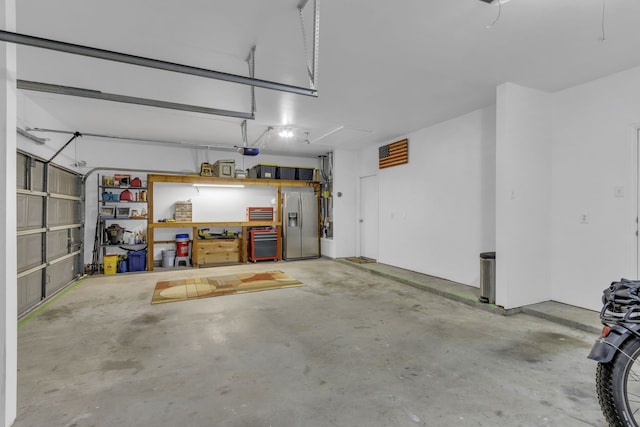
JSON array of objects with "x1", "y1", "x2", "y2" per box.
[{"x1": 249, "y1": 229, "x2": 279, "y2": 262}]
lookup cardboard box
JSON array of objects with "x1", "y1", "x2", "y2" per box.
[
  {"x1": 175, "y1": 201, "x2": 192, "y2": 222},
  {"x1": 213, "y1": 160, "x2": 235, "y2": 178}
]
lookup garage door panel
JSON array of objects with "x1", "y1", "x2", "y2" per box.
[
  {"x1": 17, "y1": 152, "x2": 26, "y2": 190},
  {"x1": 70, "y1": 227, "x2": 83, "y2": 252},
  {"x1": 49, "y1": 167, "x2": 80, "y2": 196},
  {"x1": 46, "y1": 258, "x2": 76, "y2": 296},
  {"x1": 18, "y1": 271, "x2": 43, "y2": 315},
  {"x1": 18, "y1": 153, "x2": 83, "y2": 317},
  {"x1": 32, "y1": 161, "x2": 45, "y2": 192},
  {"x1": 47, "y1": 230, "x2": 69, "y2": 261},
  {"x1": 17, "y1": 194, "x2": 44, "y2": 230},
  {"x1": 48, "y1": 198, "x2": 81, "y2": 227},
  {"x1": 17, "y1": 233, "x2": 43, "y2": 272}
]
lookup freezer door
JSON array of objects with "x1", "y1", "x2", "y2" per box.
[
  {"x1": 300, "y1": 192, "x2": 319, "y2": 258},
  {"x1": 283, "y1": 192, "x2": 302, "y2": 259}
]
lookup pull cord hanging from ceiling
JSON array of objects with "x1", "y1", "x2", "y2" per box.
[{"x1": 485, "y1": 0, "x2": 502, "y2": 29}]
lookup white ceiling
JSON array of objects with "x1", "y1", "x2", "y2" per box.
[{"x1": 14, "y1": 0, "x2": 640, "y2": 158}]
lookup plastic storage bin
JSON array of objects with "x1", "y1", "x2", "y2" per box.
[
  {"x1": 128, "y1": 250, "x2": 147, "y2": 272},
  {"x1": 296, "y1": 167, "x2": 314, "y2": 180},
  {"x1": 277, "y1": 166, "x2": 296, "y2": 180},
  {"x1": 249, "y1": 164, "x2": 277, "y2": 179},
  {"x1": 102, "y1": 192, "x2": 120, "y2": 202}
]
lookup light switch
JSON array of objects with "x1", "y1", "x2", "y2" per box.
[{"x1": 615, "y1": 186, "x2": 625, "y2": 197}]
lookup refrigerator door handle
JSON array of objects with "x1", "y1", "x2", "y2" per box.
[{"x1": 299, "y1": 196, "x2": 303, "y2": 229}]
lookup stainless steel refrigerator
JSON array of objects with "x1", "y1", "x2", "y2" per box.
[{"x1": 282, "y1": 191, "x2": 320, "y2": 260}]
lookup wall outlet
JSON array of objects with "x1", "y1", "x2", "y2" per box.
[{"x1": 580, "y1": 213, "x2": 589, "y2": 224}]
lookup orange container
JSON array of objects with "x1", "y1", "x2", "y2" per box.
[{"x1": 176, "y1": 234, "x2": 189, "y2": 257}]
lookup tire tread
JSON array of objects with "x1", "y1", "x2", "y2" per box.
[{"x1": 595, "y1": 338, "x2": 640, "y2": 427}]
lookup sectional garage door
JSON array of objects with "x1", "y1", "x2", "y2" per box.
[{"x1": 17, "y1": 152, "x2": 83, "y2": 316}]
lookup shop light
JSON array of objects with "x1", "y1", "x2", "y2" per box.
[{"x1": 193, "y1": 184, "x2": 245, "y2": 188}]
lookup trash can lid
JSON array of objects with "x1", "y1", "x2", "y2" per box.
[{"x1": 480, "y1": 252, "x2": 496, "y2": 259}]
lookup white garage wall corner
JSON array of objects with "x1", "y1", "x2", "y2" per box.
[
  {"x1": 550, "y1": 66, "x2": 640, "y2": 311},
  {"x1": 1, "y1": 0, "x2": 18, "y2": 425},
  {"x1": 376, "y1": 106, "x2": 496, "y2": 287},
  {"x1": 332, "y1": 149, "x2": 358, "y2": 258},
  {"x1": 496, "y1": 83, "x2": 552, "y2": 310}
]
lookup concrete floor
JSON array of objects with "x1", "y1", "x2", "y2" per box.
[{"x1": 16, "y1": 259, "x2": 604, "y2": 427}]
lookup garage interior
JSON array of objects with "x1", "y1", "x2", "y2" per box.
[{"x1": 4, "y1": 0, "x2": 640, "y2": 426}]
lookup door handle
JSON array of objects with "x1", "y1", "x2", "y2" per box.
[
  {"x1": 359, "y1": 219, "x2": 363, "y2": 223},
  {"x1": 299, "y1": 197, "x2": 303, "y2": 229}
]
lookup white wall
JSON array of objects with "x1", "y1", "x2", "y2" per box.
[
  {"x1": 0, "y1": 0, "x2": 16, "y2": 425},
  {"x1": 495, "y1": 83, "x2": 552, "y2": 309},
  {"x1": 352, "y1": 71, "x2": 640, "y2": 312},
  {"x1": 332, "y1": 148, "x2": 358, "y2": 258},
  {"x1": 374, "y1": 106, "x2": 496, "y2": 286},
  {"x1": 551, "y1": 66, "x2": 640, "y2": 311}
]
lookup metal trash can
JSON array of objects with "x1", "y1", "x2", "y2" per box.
[{"x1": 479, "y1": 252, "x2": 496, "y2": 304}]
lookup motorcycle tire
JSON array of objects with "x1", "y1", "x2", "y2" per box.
[{"x1": 596, "y1": 337, "x2": 640, "y2": 427}]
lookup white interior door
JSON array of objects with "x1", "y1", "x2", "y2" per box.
[{"x1": 359, "y1": 175, "x2": 378, "y2": 260}]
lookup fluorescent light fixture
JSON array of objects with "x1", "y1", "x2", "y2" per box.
[
  {"x1": 17, "y1": 127, "x2": 48, "y2": 144},
  {"x1": 193, "y1": 184, "x2": 245, "y2": 188}
]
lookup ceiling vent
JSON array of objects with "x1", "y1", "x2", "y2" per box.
[{"x1": 479, "y1": 0, "x2": 494, "y2": 3}]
